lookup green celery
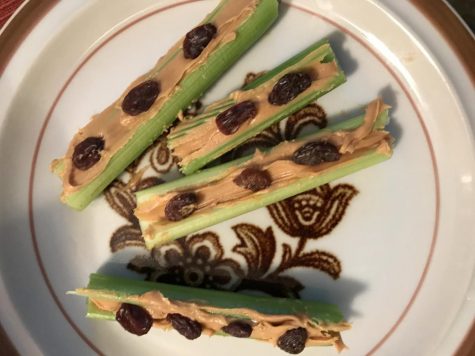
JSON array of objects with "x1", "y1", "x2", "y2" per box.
[
  {"x1": 55, "y1": 0, "x2": 279, "y2": 210},
  {"x1": 137, "y1": 109, "x2": 392, "y2": 248},
  {"x1": 70, "y1": 273, "x2": 345, "y2": 325},
  {"x1": 168, "y1": 39, "x2": 346, "y2": 175}
]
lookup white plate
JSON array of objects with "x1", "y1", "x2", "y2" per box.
[{"x1": 1, "y1": 0, "x2": 474, "y2": 355}]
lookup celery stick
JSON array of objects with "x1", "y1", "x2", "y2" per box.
[
  {"x1": 144, "y1": 148, "x2": 390, "y2": 247},
  {"x1": 137, "y1": 108, "x2": 392, "y2": 248},
  {"x1": 71, "y1": 273, "x2": 345, "y2": 325},
  {"x1": 142, "y1": 110, "x2": 389, "y2": 201},
  {"x1": 55, "y1": 0, "x2": 279, "y2": 210},
  {"x1": 168, "y1": 40, "x2": 346, "y2": 175},
  {"x1": 70, "y1": 274, "x2": 348, "y2": 351}
]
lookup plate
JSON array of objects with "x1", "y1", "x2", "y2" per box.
[{"x1": 1, "y1": 0, "x2": 474, "y2": 355}]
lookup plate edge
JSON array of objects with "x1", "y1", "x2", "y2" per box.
[
  {"x1": 0, "y1": 0, "x2": 59, "y2": 75},
  {"x1": 0, "y1": 321, "x2": 18, "y2": 356},
  {"x1": 0, "y1": 0, "x2": 473, "y2": 354},
  {"x1": 409, "y1": 0, "x2": 475, "y2": 85},
  {"x1": 407, "y1": 2, "x2": 475, "y2": 354}
]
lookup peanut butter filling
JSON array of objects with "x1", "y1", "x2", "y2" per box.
[
  {"x1": 85, "y1": 290, "x2": 349, "y2": 349},
  {"x1": 169, "y1": 45, "x2": 341, "y2": 164},
  {"x1": 52, "y1": 0, "x2": 259, "y2": 198},
  {"x1": 136, "y1": 99, "x2": 391, "y2": 224}
]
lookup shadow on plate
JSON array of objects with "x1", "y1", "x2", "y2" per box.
[
  {"x1": 324, "y1": 85, "x2": 403, "y2": 144},
  {"x1": 379, "y1": 84, "x2": 403, "y2": 142},
  {"x1": 327, "y1": 31, "x2": 358, "y2": 77},
  {"x1": 96, "y1": 251, "x2": 366, "y2": 321},
  {"x1": 282, "y1": 268, "x2": 367, "y2": 319}
]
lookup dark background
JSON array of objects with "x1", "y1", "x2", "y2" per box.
[{"x1": 449, "y1": 0, "x2": 475, "y2": 31}]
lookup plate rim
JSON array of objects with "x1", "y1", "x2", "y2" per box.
[
  {"x1": 410, "y1": 0, "x2": 475, "y2": 85},
  {"x1": 0, "y1": 0, "x2": 473, "y2": 355}
]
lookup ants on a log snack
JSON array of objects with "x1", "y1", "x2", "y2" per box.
[
  {"x1": 137, "y1": 99, "x2": 393, "y2": 249},
  {"x1": 71, "y1": 273, "x2": 350, "y2": 354},
  {"x1": 51, "y1": 0, "x2": 278, "y2": 210},
  {"x1": 168, "y1": 39, "x2": 346, "y2": 175}
]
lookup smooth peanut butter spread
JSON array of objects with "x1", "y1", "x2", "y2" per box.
[
  {"x1": 170, "y1": 45, "x2": 341, "y2": 164},
  {"x1": 51, "y1": 0, "x2": 259, "y2": 197},
  {"x1": 136, "y1": 99, "x2": 391, "y2": 224},
  {"x1": 85, "y1": 290, "x2": 349, "y2": 349}
]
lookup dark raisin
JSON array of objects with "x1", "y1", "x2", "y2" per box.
[
  {"x1": 115, "y1": 303, "x2": 153, "y2": 336},
  {"x1": 216, "y1": 100, "x2": 258, "y2": 135},
  {"x1": 122, "y1": 80, "x2": 160, "y2": 116},
  {"x1": 164, "y1": 192, "x2": 198, "y2": 221},
  {"x1": 166, "y1": 313, "x2": 202, "y2": 340},
  {"x1": 233, "y1": 167, "x2": 271, "y2": 192},
  {"x1": 183, "y1": 23, "x2": 217, "y2": 59},
  {"x1": 72, "y1": 136, "x2": 105, "y2": 170},
  {"x1": 222, "y1": 320, "x2": 253, "y2": 338},
  {"x1": 292, "y1": 141, "x2": 341, "y2": 166},
  {"x1": 277, "y1": 327, "x2": 308, "y2": 354},
  {"x1": 268, "y1": 72, "x2": 312, "y2": 106}
]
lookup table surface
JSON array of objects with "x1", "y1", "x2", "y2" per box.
[{"x1": 0, "y1": 1, "x2": 473, "y2": 355}]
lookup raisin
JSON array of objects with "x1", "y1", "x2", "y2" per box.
[
  {"x1": 166, "y1": 313, "x2": 202, "y2": 340},
  {"x1": 122, "y1": 80, "x2": 160, "y2": 116},
  {"x1": 216, "y1": 100, "x2": 258, "y2": 135},
  {"x1": 115, "y1": 303, "x2": 153, "y2": 336},
  {"x1": 183, "y1": 23, "x2": 217, "y2": 59},
  {"x1": 277, "y1": 327, "x2": 308, "y2": 354},
  {"x1": 268, "y1": 72, "x2": 312, "y2": 106},
  {"x1": 233, "y1": 167, "x2": 271, "y2": 192},
  {"x1": 164, "y1": 192, "x2": 198, "y2": 221},
  {"x1": 292, "y1": 141, "x2": 341, "y2": 166},
  {"x1": 72, "y1": 136, "x2": 105, "y2": 170},
  {"x1": 222, "y1": 320, "x2": 253, "y2": 338}
]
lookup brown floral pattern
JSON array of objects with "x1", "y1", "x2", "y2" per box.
[
  {"x1": 105, "y1": 175, "x2": 164, "y2": 252},
  {"x1": 103, "y1": 73, "x2": 358, "y2": 298},
  {"x1": 128, "y1": 232, "x2": 244, "y2": 290},
  {"x1": 268, "y1": 185, "x2": 358, "y2": 239},
  {"x1": 231, "y1": 223, "x2": 304, "y2": 297},
  {"x1": 105, "y1": 180, "x2": 142, "y2": 252},
  {"x1": 105, "y1": 132, "x2": 179, "y2": 251},
  {"x1": 284, "y1": 103, "x2": 327, "y2": 139},
  {"x1": 149, "y1": 137, "x2": 175, "y2": 174}
]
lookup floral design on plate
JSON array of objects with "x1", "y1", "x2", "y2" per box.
[
  {"x1": 104, "y1": 75, "x2": 357, "y2": 298},
  {"x1": 128, "y1": 232, "x2": 244, "y2": 290},
  {"x1": 125, "y1": 183, "x2": 357, "y2": 298}
]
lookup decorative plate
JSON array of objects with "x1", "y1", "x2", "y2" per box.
[{"x1": 0, "y1": 0, "x2": 474, "y2": 355}]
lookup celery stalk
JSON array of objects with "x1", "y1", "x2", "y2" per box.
[
  {"x1": 168, "y1": 40, "x2": 346, "y2": 175},
  {"x1": 71, "y1": 273, "x2": 345, "y2": 325},
  {"x1": 56, "y1": 0, "x2": 279, "y2": 210},
  {"x1": 137, "y1": 109, "x2": 392, "y2": 248}
]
